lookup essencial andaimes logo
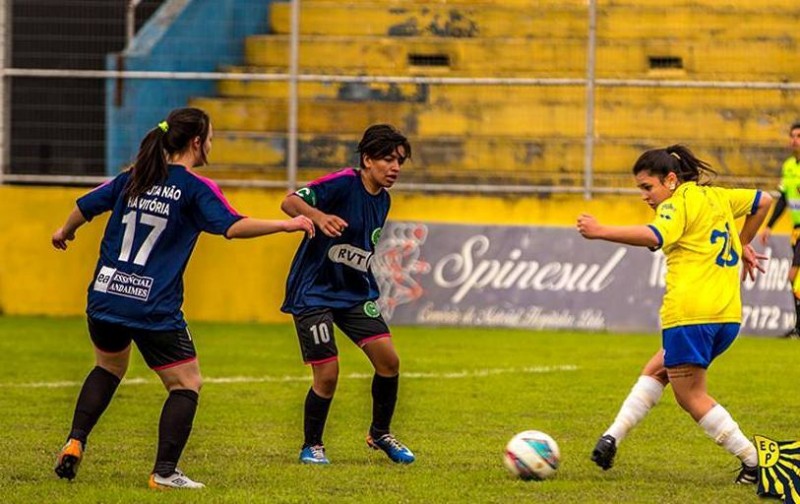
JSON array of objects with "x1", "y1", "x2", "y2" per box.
[
  {"x1": 93, "y1": 265, "x2": 154, "y2": 302},
  {"x1": 363, "y1": 300, "x2": 381, "y2": 318}
]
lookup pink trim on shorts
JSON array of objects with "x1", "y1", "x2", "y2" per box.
[
  {"x1": 189, "y1": 171, "x2": 242, "y2": 216},
  {"x1": 152, "y1": 357, "x2": 197, "y2": 371},
  {"x1": 308, "y1": 167, "x2": 357, "y2": 186},
  {"x1": 357, "y1": 333, "x2": 391, "y2": 348},
  {"x1": 306, "y1": 356, "x2": 339, "y2": 366}
]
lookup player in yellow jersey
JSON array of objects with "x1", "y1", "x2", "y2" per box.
[
  {"x1": 577, "y1": 145, "x2": 772, "y2": 484},
  {"x1": 758, "y1": 122, "x2": 800, "y2": 338}
]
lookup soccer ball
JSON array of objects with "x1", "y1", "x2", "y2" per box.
[{"x1": 503, "y1": 430, "x2": 560, "y2": 481}]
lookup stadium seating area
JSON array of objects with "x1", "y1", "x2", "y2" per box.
[{"x1": 191, "y1": 0, "x2": 800, "y2": 186}]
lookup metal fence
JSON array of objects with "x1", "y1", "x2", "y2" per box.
[{"x1": 1, "y1": 0, "x2": 798, "y2": 195}]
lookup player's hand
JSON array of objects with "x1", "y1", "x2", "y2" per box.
[
  {"x1": 576, "y1": 214, "x2": 603, "y2": 239},
  {"x1": 316, "y1": 213, "x2": 348, "y2": 238},
  {"x1": 741, "y1": 244, "x2": 768, "y2": 282},
  {"x1": 758, "y1": 227, "x2": 771, "y2": 247},
  {"x1": 285, "y1": 215, "x2": 315, "y2": 238},
  {"x1": 51, "y1": 227, "x2": 75, "y2": 250}
]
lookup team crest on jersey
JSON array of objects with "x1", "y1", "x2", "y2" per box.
[
  {"x1": 363, "y1": 300, "x2": 381, "y2": 318},
  {"x1": 371, "y1": 227, "x2": 382, "y2": 246},
  {"x1": 295, "y1": 187, "x2": 317, "y2": 206},
  {"x1": 93, "y1": 266, "x2": 153, "y2": 302},
  {"x1": 328, "y1": 244, "x2": 373, "y2": 272}
]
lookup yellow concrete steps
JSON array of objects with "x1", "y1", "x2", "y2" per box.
[
  {"x1": 271, "y1": 2, "x2": 797, "y2": 41},
  {"x1": 309, "y1": 0, "x2": 796, "y2": 7},
  {"x1": 245, "y1": 35, "x2": 587, "y2": 75},
  {"x1": 269, "y1": 2, "x2": 586, "y2": 38},
  {"x1": 191, "y1": 95, "x2": 793, "y2": 141},
  {"x1": 207, "y1": 130, "x2": 784, "y2": 179},
  {"x1": 244, "y1": 35, "x2": 800, "y2": 79}
]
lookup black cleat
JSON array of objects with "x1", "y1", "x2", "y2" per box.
[
  {"x1": 734, "y1": 463, "x2": 758, "y2": 485},
  {"x1": 591, "y1": 435, "x2": 617, "y2": 471},
  {"x1": 781, "y1": 328, "x2": 800, "y2": 339}
]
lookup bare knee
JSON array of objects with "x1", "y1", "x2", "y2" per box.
[
  {"x1": 157, "y1": 362, "x2": 203, "y2": 392},
  {"x1": 95, "y1": 352, "x2": 129, "y2": 379},
  {"x1": 314, "y1": 376, "x2": 337, "y2": 397},
  {"x1": 313, "y1": 364, "x2": 339, "y2": 397},
  {"x1": 375, "y1": 354, "x2": 400, "y2": 376}
]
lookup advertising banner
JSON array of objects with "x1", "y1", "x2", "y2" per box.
[{"x1": 373, "y1": 222, "x2": 794, "y2": 337}]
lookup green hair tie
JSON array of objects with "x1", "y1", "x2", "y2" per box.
[{"x1": 157, "y1": 121, "x2": 169, "y2": 133}]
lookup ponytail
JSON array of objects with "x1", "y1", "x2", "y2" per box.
[
  {"x1": 123, "y1": 107, "x2": 211, "y2": 200},
  {"x1": 124, "y1": 127, "x2": 169, "y2": 200},
  {"x1": 632, "y1": 144, "x2": 716, "y2": 186}
]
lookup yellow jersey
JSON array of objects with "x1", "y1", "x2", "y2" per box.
[{"x1": 648, "y1": 182, "x2": 762, "y2": 329}]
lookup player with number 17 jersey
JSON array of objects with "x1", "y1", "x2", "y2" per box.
[{"x1": 78, "y1": 165, "x2": 243, "y2": 330}]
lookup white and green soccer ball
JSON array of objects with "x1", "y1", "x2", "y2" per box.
[{"x1": 503, "y1": 430, "x2": 561, "y2": 481}]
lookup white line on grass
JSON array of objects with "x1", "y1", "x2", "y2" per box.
[{"x1": 0, "y1": 365, "x2": 578, "y2": 389}]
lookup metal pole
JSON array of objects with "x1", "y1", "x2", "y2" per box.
[
  {"x1": 126, "y1": 0, "x2": 142, "y2": 50},
  {"x1": 0, "y1": 0, "x2": 10, "y2": 183},
  {"x1": 286, "y1": 0, "x2": 300, "y2": 191},
  {"x1": 583, "y1": 0, "x2": 598, "y2": 200}
]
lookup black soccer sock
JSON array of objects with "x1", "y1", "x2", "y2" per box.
[
  {"x1": 369, "y1": 373, "x2": 399, "y2": 439},
  {"x1": 68, "y1": 366, "x2": 121, "y2": 445},
  {"x1": 794, "y1": 295, "x2": 800, "y2": 331},
  {"x1": 153, "y1": 389, "x2": 198, "y2": 477},
  {"x1": 303, "y1": 388, "x2": 332, "y2": 448}
]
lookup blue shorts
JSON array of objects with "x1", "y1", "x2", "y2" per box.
[{"x1": 662, "y1": 323, "x2": 740, "y2": 369}]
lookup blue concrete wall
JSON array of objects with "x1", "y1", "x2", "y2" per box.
[{"x1": 106, "y1": 0, "x2": 273, "y2": 174}]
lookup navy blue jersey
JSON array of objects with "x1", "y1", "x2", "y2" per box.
[
  {"x1": 77, "y1": 165, "x2": 244, "y2": 330},
  {"x1": 282, "y1": 168, "x2": 390, "y2": 314}
]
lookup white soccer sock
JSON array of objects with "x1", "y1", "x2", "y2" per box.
[
  {"x1": 698, "y1": 404, "x2": 758, "y2": 467},
  {"x1": 604, "y1": 375, "x2": 665, "y2": 443}
]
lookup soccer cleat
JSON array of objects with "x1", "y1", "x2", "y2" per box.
[
  {"x1": 591, "y1": 434, "x2": 618, "y2": 471},
  {"x1": 734, "y1": 463, "x2": 759, "y2": 485},
  {"x1": 366, "y1": 433, "x2": 415, "y2": 464},
  {"x1": 299, "y1": 444, "x2": 330, "y2": 464},
  {"x1": 148, "y1": 469, "x2": 205, "y2": 489},
  {"x1": 781, "y1": 328, "x2": 800, "y2": 339},
  {"x1": 54, "y1": 438, "x2": 84, "y2": 481}
]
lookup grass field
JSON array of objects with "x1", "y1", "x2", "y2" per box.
[{"x1": 0, "y1": 316, "x2": 795, "y2": 503}]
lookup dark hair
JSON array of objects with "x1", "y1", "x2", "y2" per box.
[
  {"x1": 790, "y1": 122, "x2": 800, "y2": 134},
  {"x1": 632, "y1": 144, "x2": 716, "y2": 186},
  {"x1": 124, "y1": 107, "x2": 211, "y2": 199},
  {"x1": 356, "y1": 124, "x2": 411, "y2": 169}
]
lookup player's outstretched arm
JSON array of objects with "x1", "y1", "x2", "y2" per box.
[
  {"x1": 225, "y1": 215, "x2": 315, "y2": 239},
  {"x1": 740, "y1": 191, "x2": 773, "y2": 246},
  {"x1": 759, "y1": 191, "x2": 785, "y2": 246},
  {"x1": 740, "y1": 191, "x2": 773, "y2": 281},
  {"x1": 52, "y1": 206, "x2": 88, "y2": 250},
  {"x1": 577, "y1": 213, "x2": 659, "y2": 247},
  {"x1": 280, "y1": 193, "x2": 348, "y2": 238}
]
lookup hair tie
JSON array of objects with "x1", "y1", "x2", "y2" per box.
[
  {"x1": 157, "y1": 121, "x2": 169, "y2": 133},
  {"x1": 669, "y1": 151, "x2": 681, "y2": 160}
]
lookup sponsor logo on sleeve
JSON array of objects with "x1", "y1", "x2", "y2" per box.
[
  {"x1": 93, "y1": 266, "x2": 154, "y2": 302},
  {"x1": 328, "y1": 244, "x2": 373, "y2": 272}
]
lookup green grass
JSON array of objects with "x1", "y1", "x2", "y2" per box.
[{"x1": 0, "y1": 316, "x2": 794, "y2": 503}]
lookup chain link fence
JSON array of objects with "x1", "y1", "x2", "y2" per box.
[{"x1": 1, "y1": 0, "x2": 798, "y2": 194}]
